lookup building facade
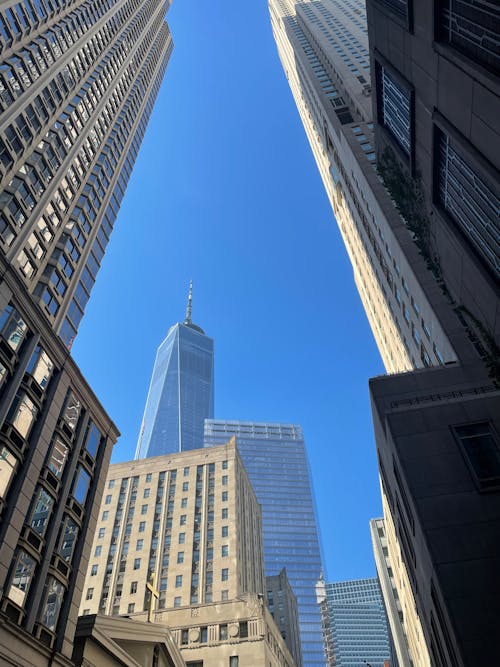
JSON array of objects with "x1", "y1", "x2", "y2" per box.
[
  {"x1": 269, "y1": 1, "x2": 500, "y2": 665},
  {"x1": 0, "y1": 260, "x2": 119, "y2": 666},
  {"x1": 266, "y1": 567, "x2": 303, "y2": 667},
  {"x1": 370, "y1": 518, "x2": 413, "y2": 667},
  {"x1": 0, "y1": 0, "x2": 173, "y2": 348},
  {"x1": 80, "y1": 440, "x2": 265, "y2": 617},
  {"x1": 0, "y1": 0, "x2": 174, "y2": 662},
  {"x1": 135, "y1": 285, "x2": 214, "y2": 459},
  {"x1": 268, "y1": 0, "x2": 457, "y2": 375},
  {"x1": 204, "y1": 420, "x2": 323, "y2": 667},
  {"x1": 322, "y1": 578, "x2": 392, "y2": 667}
]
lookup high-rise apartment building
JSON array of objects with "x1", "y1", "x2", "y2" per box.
[
  {"x1": 321, "y1": 578, "x2": 392, "y2": 667},
  {"x1": 0, "y1": 0, "x2": 173, "y2": 663},
  {"x1": 0, "y1": 0, "x2": 173, "y2": 348},
  {"x1": 135, "y1": 284, "x2": 214, "y2": 459},
  {"x1": 205, "y1": 419, "x2": 324, "y2": 667},
  {"x1": 269, "y1": 0, "x2": 500, "y2": 665}
]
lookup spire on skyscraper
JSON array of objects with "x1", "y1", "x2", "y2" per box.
[{"x1": 184, "y1": 280, "x2": 193, "y2": 325}]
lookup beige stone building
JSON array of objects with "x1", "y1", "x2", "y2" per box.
[{"x1": 80, "y1": 440, "x2": 264, "y2": 617}]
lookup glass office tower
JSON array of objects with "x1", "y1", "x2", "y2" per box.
[
  {"x1": 0, "y1": 0, "x2": 173, "y2": 348},
  {"x1": 205, "y1": 420, "x2": 324, "y2": 667},
  {"x1": 323, "y1": 578, "x2": 392, "y2": 667},
  {"x1": 135, "y1": 286, "x2": 214, "y2": 458}
]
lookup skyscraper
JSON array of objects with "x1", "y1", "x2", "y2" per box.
[
  {"x1": 205, "y1": 419, "x2": 324, "y2": 667},
  {"x1": 321, "y1": 578, "x2": 392, "y2": 667},
  {"x1": 0, "y1": 0, "x2": 173, "y2": 662},
  {"x1": 269, "y1": 0, "x2": 500, "y2": 665},
  {"x1": 135, "y1": 283, "x2": 214, "y2": 458},
  {"x1": 0, "y1": 0, "x2": 173, "y2": 348}
]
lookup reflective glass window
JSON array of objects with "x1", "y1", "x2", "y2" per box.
[
  {"x1": 58, "y1": 515, "x2": 78, "y2": 562},
  {"x1": 62, "y1": 390, "x2": 81, "y2": 431},
  {"x1": 7, "y1": 391, "x2": 37, "y2": 438},
  {"x1": 46, "y1": 436, "x2": 69, "y2": 478},
  {"x1": 0, "y1": 446, "x2": 17, "y2": 499},
  {"x1": 40, "y1": 577, "x2": 65, "y2": 631},
  {"x1": 29, "y1": 486, "x2": 54, "y2": 536},
  {"x1": 26, "y1": 345, "x2": 54, "y2": 389},
  {"x1": 84, "y1": 421, "x2": 101, "y2": 458},
  {"x1": 72, "y1": 466, "x2": 90, "y2": 505},
  {"x1": 8, "y1": 549, "x2": 36, "y2": 607}
]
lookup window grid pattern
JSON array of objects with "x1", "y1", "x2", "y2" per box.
[
  {"x1": 437, "y1": 130, "x2": 500, "y2": 276},
  {"x1": 438, "y1": 0, "x2": 500, "y2": 73},
  {"x1": 377, "y1": 64, "x2": 411, "y2": 155}
]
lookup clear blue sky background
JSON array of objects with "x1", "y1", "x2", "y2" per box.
[{"x1": 72, "y1": 0, "x2": 385, "y2": 582}]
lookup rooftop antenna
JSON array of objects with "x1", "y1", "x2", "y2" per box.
[{"x1": 184, "y1": 280, "x2": 193, "y2": 324}]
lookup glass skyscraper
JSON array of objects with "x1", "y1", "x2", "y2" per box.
[
  {"x1": 204, "y1": 419, "x2": 324, "y2": 667},
  {"x1": 323, "y1": 578, "x2": 392, "y2": 667},
  {"x1": 135, "y1": 285, "x2": 214, "y2": 458}
]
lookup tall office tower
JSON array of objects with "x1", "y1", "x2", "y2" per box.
[
  {"x1": 268, "y1": 0, "x2": 456, "y2": 375},
  {"x1": 135, "y1": 284, "x2": 215, "y2": 459},
  {"x1": 205, "y1": 420, "x2": 324, "y2": 667},
  {"x1": 370, "y1": 518, "x2": 412, "y2": 667},
  {"x1": 322, "y1": 578, "x2": 392, "y2": 667},
  {"x1": 0, "y1": 0, "x2": 173, "y2": 349},
  {"x1": 266, "y1": 568, "x2": 303, "y2": 667},
  {"x1": 80, "y1": 440, "x2": 296, "y2": 667}
]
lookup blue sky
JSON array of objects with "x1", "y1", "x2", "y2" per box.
[{"x1": 72, "y1": 0, "x2": 385, "y2": 581}]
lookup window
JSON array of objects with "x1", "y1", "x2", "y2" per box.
[
  {"x1": 146, "y1": 472, "x2": 152, "y2": 482},
  {"x1": 86, "y1": 588, "x2": 93, "y2": 600},
  {"x1": 130, "y1": 581, "x2": 138, "y2": 594},
  {"x1": 183, "y1": 466, "x2": 189, "y2": 476},
  {"x1": 179, "y1": 532, "x2": 185, "y2": 544},
  {"x1": 180, "y1": 515, "x2": 186, "y2": 525},
  {"x1": 73, "y1": 467, "x2": 91, "y2": 505},
  {"x1": 436, "y1": 0, "x2": 499, "y2": 73},
  {"x1": 84, "y1": 422, "x2": 101, "y2": 458},
  {"x1": 102, "y1": 511, "x2": 109, "y2": 520},
  {"x1": 108, "y1": 479, "x2": 115, "y2": 489},
  {"x1": 453, "y1": 422, "x2": 500, "y2": 489},
  {"x1": 136, "y1": 539, "x2": 143, "y2": 551},
  {"x1": 182, "y1": 481, "x2": 189, "y2": 492},
  {"x1": 222, "y1": 491, "x2": 228, "y2": 502},
  {"x1": 133, "y1": 558, "x2": 140, "y2": 570},
  {"x1": 0, "y1": 446, "x2": 17, "y2": 499},
  {"x1": 29, "y1": 486, "x2": 54, "y2": 537},
  {"x1": 222, "y1": 526, "x2": 228, "y2": 537},
  {"x1": 177, "y1": 552, "x2": 184, "y2": 564},
  {"x1": 94, "y1": 546, "x2": 101, "y2": 557},
  {"x1": 143, "y1": 488, "x2": 150, "y2": 498},
  {"x1": 239, "y1": 621, "x2": 248, "y2": 638},
  {"x1": 175, "y1": 575, "x2": 182, "y2": 588},
  {"x1": 221, "y1": 568, "x2": 228, "y2": 581},
  {"x1": 39, "y1": 576, "x2": 65, "y2": 631},
  {"x1": 7, "y1": 391, "x2": 37, "y2": 439},
  {"x1": 221, "y1": 589, "x2": 229, "y2": 601},
  {"x1": 375, "y1": 61, "x2": 412, "y2": 156},
  {"x1": 174, "y1": 596, "x2": 181, "y2": 607},
  {"x1": 141, "y1": 504, "x2": 148, "y2": 515},
  {"x1": 222, "y1": 475, "x2": 228, "y2": 486},
  {"x1": 127, "y1": 603, "x2": 135, "y2": 613},
  {"x1": 26, "y1": 346, "x2": 53, "y2": 390},
  {"x1": 91, "y1": 564, "x2": 98, "y2": 576},
  {"x1": 98, "y1": 528, "x2": 105, "y2": 538},
  {"x1": 200, "y1": 626, "x2": 208, "y2": 643},
  {"x1": 219, "y1": 623, "x2": 228, "y2": 640},
  {"x1": 436, "y1": 127, "x2": 499, "y2": 275},
  {"x1": 222, "y1": 508, "x2": 228, "y2": 519},
  {"x1": 104, "y1": 494, "x2": 112, "y2": 505},
  {"x1": 181, "y1": 629, "x2": 189, "y2": 645},
  {"x1": 222, "y1": 460, "x2": 228, "y2": 469},
  {"x1": 221, "y1": 545, "x2": 229, "y2": 557},
  {"x1": 181, "y1": 497, "x2": 187, "y2": 508}
]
